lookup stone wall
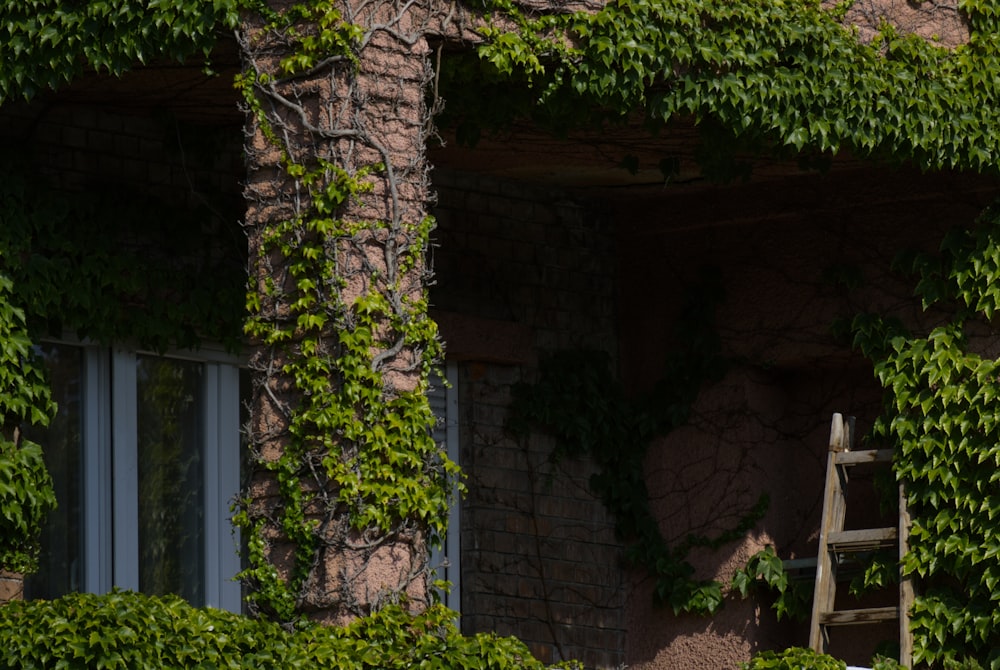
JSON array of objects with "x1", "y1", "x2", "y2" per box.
[{"x1": 432, "y1": 168, "x2": 626, "y2": 668}]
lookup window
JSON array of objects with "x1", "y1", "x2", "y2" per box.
[
  {"x1": 429, "y1": 362, "x2": 461, "y2": 612},
  {"x1": 25, "y1": 342, "x2": 244, "y2": 612}
]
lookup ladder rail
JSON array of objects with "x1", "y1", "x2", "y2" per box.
[
  {"x1": 808, "y1": 413, "x2": 851, "y2": 651},
  {"x1": 899, "y1": 482, "x2": 913, "y2": 667},
  {"x1": 808, "y1": 413, "x2": 912, "y2": 666}
]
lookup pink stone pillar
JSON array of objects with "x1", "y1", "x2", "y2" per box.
[
  {"x1": 238, "y1": 1, "x2": 437, "y2": 624},
  {"x1": 0, "y1": 571, "x2": 22, "y2": 604}
]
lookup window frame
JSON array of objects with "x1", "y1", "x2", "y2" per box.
[
  {"x1": 35, "y1": 339, "x2": 244, "y2": 612},
  {"x1": 429, "y1": 361, "x2": 461, "y2": 612}
]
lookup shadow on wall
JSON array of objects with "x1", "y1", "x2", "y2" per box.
[{"x1": 616, "y1": 165, "x2": 999, "y2": 669}]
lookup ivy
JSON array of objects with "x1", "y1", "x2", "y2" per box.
[
  {"x1": 848, "y1": 204, "x2": 1000, "y2": 668},
  {"x1": 741, "y1": 647, "x2": 847, "y2": 670},
  {"x1": 273, "y1": 1, "x2": 363, "y2": 74},
  {"x1": 508, "y1": 274, "x2": 771, "y2": 615},
  {"x1": 0, "y1": 0, "x2": 458, "y2": 630},
  {"x1": 0, "y1": 206, "x2": 57, "y2": 575},
  {"x1": 0, "y1": 275, "x2": 53, "y2": 430},
  {"x1": 8, "y1": 0, "x2": 1000, "y2": 664},
  {"x1": 0, "y1": 143, "x2": 245, "y2": 574},
  {"x1": 443, "y1": 0, "x2": 1000, "y2": 657},
  {"x1": 732, "y1": 546, "x2": 811, "y2": 623},
  {"x1": 742, "y1": 646, "x2": 905, "y2": 670},
  {"x1": 0, "y1": 155, "x2": 246, "y2": 352},
  {"x1": 441, "y1": 0, "x2": 1000, "y2": 174},
  {"x1": 0, "y1": 0, "x2": 245, "y2": 102},
  {"x1": 848, "y1": 550, "x2": 899, "y2": 599},
  {"x1": 233, "y1": 2, "x2": 459, "y2": 622},
  {"x1": 0, "y1": 274, "x2": 56, "y2": 574},
  {"x1": 0, "y1": 590, "x2": 577, "y2": 669},
  {"x1": 235, "y1": 150, "x2": 457, "y2": 619},
  {"x1": 0, "y1": 437, "x2": 55, "y2": 574}
]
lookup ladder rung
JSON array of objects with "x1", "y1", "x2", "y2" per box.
[
  {"x1": 820, "y1": 606, "x2": 899, "y2": 626},
  {"x1": 828, "y1": 527, "x2": 897, "y2": 553},
  {"x1": 834, "y1": 449, "x2": 894, "y2": 465}
]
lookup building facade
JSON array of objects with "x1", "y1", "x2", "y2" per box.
[{"x1": 0, "y1": 1, "x2": 993, "y2": 668}]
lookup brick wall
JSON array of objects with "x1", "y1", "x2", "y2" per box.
[{"x1": 432, "y1": 168, "x2": 625, "y2": 669}]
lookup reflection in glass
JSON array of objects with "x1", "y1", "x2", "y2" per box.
[
  {"x1": 136, "y1": 356, "x2": 205, "y2": 604},
  {"x1": 24, "y1": 343, "x2": 83, "y2": 600}
]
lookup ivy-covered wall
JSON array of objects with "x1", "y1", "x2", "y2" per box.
[
  {"x1": 426, "y1": 140, "x2": 1000, "y2": 669},
  {"x1": 429, "y1": 115, "x2": 1000, "y2": 670},
  {"x1": 8, "y1": 0, "x2": 1000, "y2": 668},
  {"x1": 234, "y1": 0, "x2": 460, "y2": 624},
  {"x1": 0, "y1": 91, "x2": 246, "y2": 351},
  {"x1": 617, "y1": 164, "x2": 999, "y2": 668},
  {"x1": 0, "y1": 58, "x2": 247, "y2": 604}
]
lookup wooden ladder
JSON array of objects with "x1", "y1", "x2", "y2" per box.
[{"x1": 808, "y1": 413, "x2": 913, "y2": 666}]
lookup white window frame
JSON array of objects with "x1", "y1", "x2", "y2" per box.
[
  {"x1": 45, "y1": 340, "x2": 244, "y2": 611},
  {"x1": 430, "y1": 362, "x2": 461, "y2": 612}
]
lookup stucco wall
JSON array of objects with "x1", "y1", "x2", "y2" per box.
[
  {"x1": 617, "y1": 165, "x2": 999, "y2": 669},
  {"x1": 428, "y1": 154, "x2": 999, "y2": 669},
  {"x1": 823, "y1": 0, "x2": 969, "y2": 48}
]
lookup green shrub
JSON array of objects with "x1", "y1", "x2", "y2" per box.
[
  {"x1": 871, "y1": 656, "x2": 905, "y2": 670},
  {"x1": 0, "y1": 273, "x2": 57, "y2": 574},
  {"x1": 742, "y1": 648, "x2": 909, "y2": 670},
  {"x1": 0, "y1": 590, "x2": 577, "y2": 670},
  {"x1": 0, "y1": 437, "x2": 56, "y2": 574},
  {"x1": 741, "y1": 647, "x2": 846, "y2": 670}
]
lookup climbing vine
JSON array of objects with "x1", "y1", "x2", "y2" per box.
[
  {"x1": 0, "y1": 273, "x2": 55, "y2": 574},
  {"x1": 440, "y1": 0, "x2": 1000, "y2": 176},
  {"x1": 853, "y1": 204, "x2": 1000, "y2": 669},
  {"x1": 444, "y1": 0, "x2": 1000, "y2": 661},
  {"x1": 742, "y1": 646, "x2": 905, "y2": 670},
  {"x1": 8, "y1": 0, "x2": 1000, "y2": 665},
  {"x1": 508, "y1": 275, "x2": 775, "y2": 615},
  {"x1": 732, "y1": 545, "x2": 812, "y2": 623},
  {"x1": 232, "y1": 1, "x2": 459, "y2": 623},
  {"x1": 0, "y1": 0, "x2": 458, "y2": 626},
  {"x1": 0, "y1": 156, "x2": 246, "y2": 352},
  {"x1": 0, "y1": 1, "x2": 243, "y2": 103},
  {"x1": 0, "y1": 146, "x2": 244, "y2": 574}
]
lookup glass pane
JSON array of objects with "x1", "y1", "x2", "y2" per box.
[
  {"x1": 136, "y1": 355, "x2": 205, "y2": 604},
  {"x1": 24, "y1": 343, "x2": 84, "y2": 599}
]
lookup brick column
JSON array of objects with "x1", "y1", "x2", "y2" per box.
[{"x1": 239, "y1": 2, "x2": 436, "y2": 625}]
